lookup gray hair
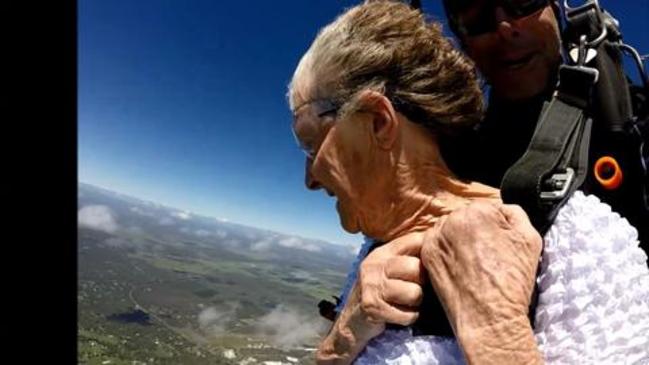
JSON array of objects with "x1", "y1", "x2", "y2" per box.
[{"x1": 288, "y1": 0, "x2": 484, "y2": 133}]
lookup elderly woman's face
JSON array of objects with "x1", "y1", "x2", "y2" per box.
[{"x1": 292, "y1": 90, "x2": 391, "y2": 235}]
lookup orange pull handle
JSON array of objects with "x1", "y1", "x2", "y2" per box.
[{"x1": 594, "y1": 156, "x2": 623, "y2": 190}]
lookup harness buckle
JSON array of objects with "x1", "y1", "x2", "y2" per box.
[{"x1": 540, "y1": 168, "x2": 575, "y2": 201}]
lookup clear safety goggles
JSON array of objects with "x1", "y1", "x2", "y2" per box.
[{"x1": 291, "y1": 99, "x2": 340, "y2": 160}]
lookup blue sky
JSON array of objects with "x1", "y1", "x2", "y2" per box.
[{"x1": 78, "y1": 0, "x2": 648, "y2": 247}]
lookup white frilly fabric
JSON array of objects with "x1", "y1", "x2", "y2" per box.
[{"x1": 352, "y1": 192, "x2": 649, "y2": 365}]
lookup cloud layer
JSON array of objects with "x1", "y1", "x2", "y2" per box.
[
  {"x1": 278, "y1": 237, "x2": 322, "y2": 252},
  {"x1": 78, "y1": 205, "x2": 118, "y2": 233},
  {"x1": 251, "y1": 235, "x2": 323, "y2": 253},
  {"x1": 197, "y1": 302, "x2": 239, "y2": 336},
  {"x1": 172, "y1": 210, "x2": 192, "y2": 220},
  {"x1": 255, "y1": 305, "x2": 328, "y2": 349}
]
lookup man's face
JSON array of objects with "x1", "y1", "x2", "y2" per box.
[{"x1": 460, "y1": 4, "x2": 561, "y2": 100}]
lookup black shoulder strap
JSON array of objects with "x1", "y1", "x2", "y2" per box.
[
  {"x1": 499, "y1": 63, "x2": 597, "y2": 330},
  {"x1": 500, "y1": 64, "x2": 596, "y2": 234}
]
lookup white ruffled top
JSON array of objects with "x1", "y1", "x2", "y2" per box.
[{"x1": 352, "y1": 191, "x2": 649, "y2": 364}]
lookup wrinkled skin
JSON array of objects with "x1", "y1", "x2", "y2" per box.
[
  {"x1": 316, "y1": 232, "x2": 427, "y2": 364},
  {"x1": 421, "y1": 201, "x2": 543, "y2": 364},
  {"x1": 316, "y1": 202, "x2": 543, "y2": 365},
  {"x1": 290, "y1": 90, "x2": 545, "y2": 365},
  {"x1": 291, "y1": 70, "x2": 543, "y2": 363},
  {"x1": 357, "y1": 232, "x2": 427, "y2": 327}
]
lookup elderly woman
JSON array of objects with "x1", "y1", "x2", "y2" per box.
[{"x1": 288, "y1": 1, "x2": 649, "y2": 364}]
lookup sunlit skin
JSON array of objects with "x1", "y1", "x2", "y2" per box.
[
  {"x1": 461, "y1": 4, "x2": 561, "y2": 100},
  {"x1": 292, "y1": 86, "x2": 500, "y2": 243},
  {"x1": 291, "y1": 78, "x2": 543, "y2": 364}
]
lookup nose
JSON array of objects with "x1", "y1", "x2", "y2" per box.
[
  {"x1": 304, "y1": 158, "x2": 323, "y2": 190},
  {"x1": 494, "y1": 6, "x2": 520, "y2": 41}
]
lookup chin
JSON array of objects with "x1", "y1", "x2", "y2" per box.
[
  {"x1": 341, "y1": 223, "x2": 361, "y2": 234},
  {"x1": 337, "y1": 201, "x2": 361, "y2": 234},
  {"x1": 339, "y1": 213, "x2": 361, "y2": 234}
]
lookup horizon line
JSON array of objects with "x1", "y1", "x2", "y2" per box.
[{"x1": 77, "y1": 180, "x2": 356, "y2": 248}]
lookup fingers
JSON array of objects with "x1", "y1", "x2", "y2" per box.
[
  {"x1": 355, "y1": 233, "x2": 428, "y2": 327},
  {"x1": 362, "y1": 296, "x2": 420, "y2": 326},
  {"x1": 382, "y1": 278, "x2": 424, "y2": 307},
  {"x1": 382, "y1": 302, "x2": 419, "y2": 326},
  {"x1": 384, "y1": 255, "x2": 426, "y2": 285}
]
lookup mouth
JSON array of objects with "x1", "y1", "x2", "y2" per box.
[
  {"x1": 325, "y1": 188, "x2": 335, "y2": 197},
  {"x1": 499, "y1": 53, "x2": 536, "y2": 70}
]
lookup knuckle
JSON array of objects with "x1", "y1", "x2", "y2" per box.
[
  {"x1": 412, "y1": 288, "x2": 424, "y2": 305},
  {"x1": 505, "y1": 203, "x2": 526, "y2": 216},
  {"x1": 469, "y1": 201, "x2": 500, "y2": 220},
  {"x1": 360, "y1": 295, "x2": 378, "y2": 315},
  {"x1": 358, "y1": 262, "x2": 376, "y2": 282},
  {"x1": 385, "y1": 254, "x2": 399, "y2": 268}
]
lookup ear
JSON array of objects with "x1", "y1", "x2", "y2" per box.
[{"x1": 357, "y1": 90, "x2": 400, "y2": 150}]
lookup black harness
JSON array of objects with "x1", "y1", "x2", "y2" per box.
[{"x1": 502, "y1": 0, "x2": 649, "y2": 236}]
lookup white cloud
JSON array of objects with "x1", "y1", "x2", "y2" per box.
[
  {"x1": 215, "y1": 230, "x2": 228, "y2": 239},
  {"x1": 197, "y1": 302, "x2": 239, "y2": 337},
  {"x1": 255, "y1": 305, "x2": 328, "y2": 349},
  {"x1": 78, "y1": 205, "x2": 118, "y2": 233},
  {"x1": 277, "y1": 236, "x2": 322, "y2": 253},
  {"x1": 172, "y1": 210, "x2": 192, "y2": 220},
  {"x1": 239, "y1": 358, "x2": 257, "y2": 365},
  {"x1": 222, "y1": 349, "x2": 236, "y2": 359},
  {"x1": 251, "y1": 238, "x2": 274, "y2": 252}
]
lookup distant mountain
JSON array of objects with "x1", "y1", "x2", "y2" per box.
[{"x1": 78, "y1": 182, "x2": 355, "y2": 365}]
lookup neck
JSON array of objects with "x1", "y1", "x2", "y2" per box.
[{"x1": 367, "y1": 123, "x2": 500, "y2": 243}]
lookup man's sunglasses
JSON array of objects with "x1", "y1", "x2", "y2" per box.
[{"x1": 446, "y1": 0, "x2": 550, "y2": 37}]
